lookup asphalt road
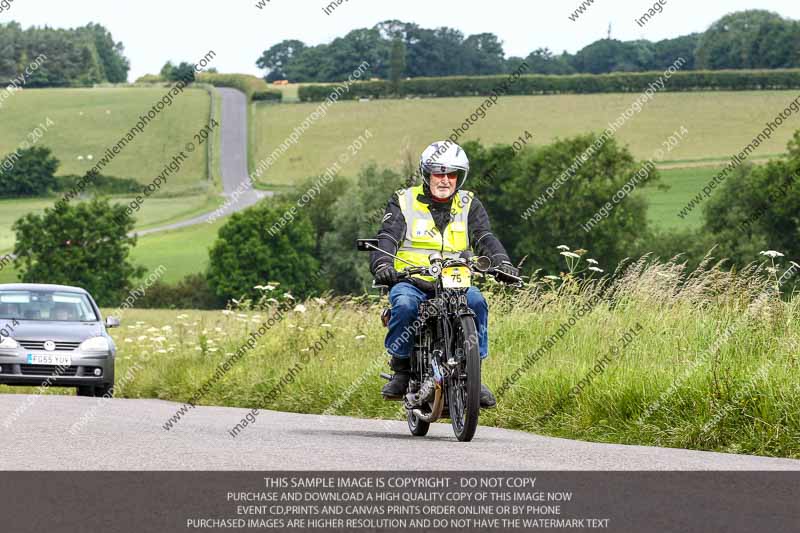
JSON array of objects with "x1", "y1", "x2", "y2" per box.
[
  {"x1": 2, "y1": 394, "x2": 799, "y2": 470},
  {"x1": 134, "y1": 87, "x2": 268, "y2": 237}
]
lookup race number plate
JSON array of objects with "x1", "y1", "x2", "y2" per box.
[
  {"x1": 27, "y1": 353, "x2": 71, "y2": 366},
  {"x1": 441, "y1": 266, "x2": 471, "y2": 288}
]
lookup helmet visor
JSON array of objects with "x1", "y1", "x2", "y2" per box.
[{"x1": 421, "y1": 162, "x2": 469, "y2": 191}]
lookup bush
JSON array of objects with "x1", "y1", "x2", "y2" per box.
[
  {"x1": 0, "y1": 146, "x2": 59, "y2": 197},
  {"x1": 134, "y1": 74, "x2": 164, "y2": 84},
  {"x1": 196, "y1": 73, "x2": 271, "y2": 101},
  {"x1": 297, "y1": 68, "x2": 800, "y2": 101},
  {"x1": 252, "y1": 90, "x2": 283, "y2": 102},
  {"x1": 207, "y1": 200, "x2": 323, "y2": 302},
  {"x1": 702, "y1": 132, "x2": 800, "y2": 272},
  {"x1": 134, "y1": 273, "x2": 225, "y2": 310},
  {"x1": 55, "y1": 174, "x2": 141, "y2": 195}
]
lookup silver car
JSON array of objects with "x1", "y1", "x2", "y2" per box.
[{"x1": 0, "y1": 283, "x2": 119, "y2": 397}]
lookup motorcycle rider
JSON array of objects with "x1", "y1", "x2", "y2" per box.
[{"x1": 370, "y1": 141, "x2": 519, "y2": 408}]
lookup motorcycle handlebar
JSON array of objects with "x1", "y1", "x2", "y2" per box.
[{"x1": 396, "y1": 262, "x2": 524, "y2": 286}]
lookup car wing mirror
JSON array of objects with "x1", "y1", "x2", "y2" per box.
[{"x1": 105, "y1": 316, "x2": 120, "y2": 328}]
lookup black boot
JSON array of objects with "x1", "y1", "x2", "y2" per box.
[
  {"x1": 382, "y1": 356, "x2": 411, "y2": 400},
  {"x1": 480, "y1": 360, "x2": 496, "y2": 409}
]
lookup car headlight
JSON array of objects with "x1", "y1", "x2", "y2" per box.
[
  {"x1": 79, "y1": 336, "x2": 110, "y2": 352},
  {"x1": 0, "y1": 336, "x2": 18, "y2": 349}
]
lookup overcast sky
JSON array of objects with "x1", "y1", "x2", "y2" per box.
[{"x1": 2, "y1": 0, "x2": 799, "y2": 81}]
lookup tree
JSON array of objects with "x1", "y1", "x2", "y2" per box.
[
  {"x1": 283, "y1": 175, "x2": 351, "y2": 258},
  {"x1": 652, "y1": 34, "x2": 699, "y2": 70},
  {"x1": 320, "y1": 164, "x2": 403, "y2": 294},
  {"x1": 523, "y1": 48, "x2": 575, "y2": 74},
  {"x1": 256, "y1": 39, "x2": 306, "y2": 81},
  {"x1": 12, "y1": 199, "x2": 145, "y2": 306},
  {"x1": 695, "y1": 10, "x2": 791, "y2": 69},
  {"x1": 493, "y1": 134, "x2": 656, "y2": 274},
  {"x1": 159, "y1": 61, "x2": 175, "y2": 79},
  {"x1": 571, "y1": 39, "x2": 653, "y2": 73},
  {"x1": 166, "y1": 62, "x2": 196, "y2": 82},
  {"x1": 462, "y1": 33, "x2": 506, "y2": 75},
  {"x1": 207, "y1": 201, "x2": 322, "y2": 302},
  {"x1": 0, "y1": 22, "x2": 128, "y2": 87},
  {"x1": 703, "y1": 131, "x2": 800, "y2": 267},
  {"x1": 0, "y1": 146, "x2": 59, "y2": 197},
  {"x1": 389, "y1": 37, "x2": 406, "y2": 87}
]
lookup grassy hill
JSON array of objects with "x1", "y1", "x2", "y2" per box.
[
  {"x1": 251, "y1": 91, "x2": 798, "y2": 231},
  {"x1": 252, "y1": 91, "x2": 799, "y2": 187},
  {"x1": 0, "y1": 87, "x2": 214, "y2": 193},
  {"x1": 0, "y1": 86, "x2": 223, "y2": 276}
]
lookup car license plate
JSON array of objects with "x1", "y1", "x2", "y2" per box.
[
  {"x1": 27, "y1": 353, "x2": 71, "y2": 366},
  {"x1": 442, "y1": 266, "x2": 471, "y2": 288}
]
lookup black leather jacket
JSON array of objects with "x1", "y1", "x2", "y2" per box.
[{"x1": 369, "y1": 184, "x2": 511, "y2": 286}]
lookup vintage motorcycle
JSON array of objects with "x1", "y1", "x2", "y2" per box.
[{"x1": 357, "y1": 238, "x2": 522, "y2": 442}]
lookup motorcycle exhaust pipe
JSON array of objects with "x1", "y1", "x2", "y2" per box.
[{"x1": 412, "y1": 386, "x2": 444, "y2": 422}]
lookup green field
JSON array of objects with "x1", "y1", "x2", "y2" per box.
[
  {"x1": 641, "y1": 166, "x2": 721, "y2": 230},
  {"x1": 130, "y1": 217, "x2": 225, "y2": 283},
  {"x1": 251, "y1": 91, "x2": 799, "y2": 187},
  {"x1": 0, "y1": 87, "x2": 213, "y2": 192}
]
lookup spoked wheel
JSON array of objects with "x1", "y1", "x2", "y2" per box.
[
  {"x1": 448, "y1": 315, "x2": 481, "y2": 442},
  {"x1": 407, "y1": 408, "x2": 431, "y2": 436}
]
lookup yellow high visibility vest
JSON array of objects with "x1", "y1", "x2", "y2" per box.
[{"x1": 394, "y1": 185, "x2": 473, "y2": 281}]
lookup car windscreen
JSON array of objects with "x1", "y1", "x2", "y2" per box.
[{"x1": 0, "y1": 290, "x2": 98, "y2": 322}]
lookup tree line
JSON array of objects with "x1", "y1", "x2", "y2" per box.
[
  {"x1": 257, "y1": 10, "x2": 800, "y2": 83},
  {"x1": 0, "y1": 22, "x2": 129, "y2": 86}
]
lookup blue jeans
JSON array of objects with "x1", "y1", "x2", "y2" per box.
[{"x1": 385, "y1": 282, "x2": 489, "y2": 360}]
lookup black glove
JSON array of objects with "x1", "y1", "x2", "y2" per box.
[
  {"x1": 496, "y1": 261, "x2": 520, "y2": 278},
  {"x1": 374, "y1": 264, "x2": 399, "y2": 286}
]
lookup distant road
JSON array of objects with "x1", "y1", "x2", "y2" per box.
[
  {"x1": 3, "y1": 394, "x2": 800, "y2": 470},
  {"x1": 134, "y1": 88, "x2": 269, "y2": 237}
]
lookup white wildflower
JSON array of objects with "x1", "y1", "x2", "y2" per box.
[
  {"x1": 557, "y1": 245, "x2": 570, "y2": 251},
  {"x1": 294, "y1": 304, "x2": 307, "y2": 313},
  {"x1": 321, "y1": 323, "x2": 332, "y2": 328},
  {"x1": 588, "y1": 266, "x2": 604, "y2": 273},
  {"x1": 560, "y1": 251, "x2": 580, "y2": 259},
  {"x1": 587, "y1": 258, "x2": 598, "y2": 265},
  {"x1": 222, "y1": 310, "x2": 233, "y2": 315},
  {"x1": 544, "y1": 275, "x2": 560, "y2": 281},
  {"x1": 760, "y1": 250, "x2": 784, "y2": 258},
  {"x1": 355, "y1": 335, "x2": 366, "y2": 341}
]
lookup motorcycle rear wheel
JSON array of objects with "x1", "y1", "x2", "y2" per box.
[{"x1": 448, "y1": 315, "x2": 481, "y2": 442}]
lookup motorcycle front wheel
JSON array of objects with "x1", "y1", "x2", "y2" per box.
[
  {"x1": 407, "y1": 410, "x2": 431, "y2": 436},
  {"x1": 448, "y1": 315, "x2": 481, "y2": 442}
]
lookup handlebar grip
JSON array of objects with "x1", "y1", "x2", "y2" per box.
[{"x1": 491, "y1": 268, "x2": 523, "y2": 285}]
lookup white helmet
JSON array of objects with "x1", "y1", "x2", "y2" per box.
[{"x1": 419, "y1": 141, "x2": 470, "y2": 192}]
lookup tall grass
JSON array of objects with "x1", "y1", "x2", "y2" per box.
[{"x1": 45, "y1": 252, "x2": 799, "y2": 457}]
